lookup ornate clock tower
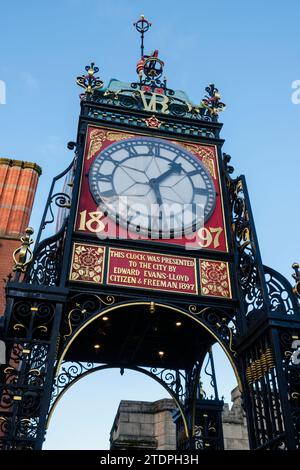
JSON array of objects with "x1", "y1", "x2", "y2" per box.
[{"x1": 0, "y1": 16, "x2": 299, "y2": 450}]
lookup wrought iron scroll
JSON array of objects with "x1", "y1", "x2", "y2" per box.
[
  {"x1": 25, "y1": 221, "x2": 67, "y2": 287},
  {"x1": 264, "y1": 266, "x2": 300, "y2": 318},
  {"x1": 279, "y1": 330, "x2": 300, "y2": 448},
  {"x1": 224, "y1": 154, "x2": 300, "y2": 323},
  {"x1": 148, "y1": 367, "x2": 187, "y2": 403},
  {"x1": 188, "y1": 306, "x2": 237, "y2": 358},
  {"x1": 60, "y1": 294, "x2": 116, "y2": 346},
  {"x1": 48, "y1": 362, "x2": 191, "y2": 428},
  {"x1": 202, "y1": 350, "x2": 220, "y2": 400},
  {"x1": 50, "y1": 361, "x2": 96, "y2": 410},
  {"x1": 76, "y1": 63, "x2": 103, "y2": 97},
  {"x1": 224, "y1": 154, "x2": 270, "y2": 322},
  {"x1": 193, "y1": 407, "x2": 224, "y2": 451},
  {"x1": 0, "y1": 299, "x2": 60, "y2": 450},
  {"x1": 35, "y1": 159, "x2": 74, "y2": 246}
]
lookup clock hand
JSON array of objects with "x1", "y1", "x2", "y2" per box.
[
  {"x1": 152, "y1": 183, "x2": 163, "y2": 206},
  {"x1": 151, "y1": 184, "x2": 167, "y2": 234},
  {"x1": 149, "y1": 162, "x2": 183, "y2": 187}
]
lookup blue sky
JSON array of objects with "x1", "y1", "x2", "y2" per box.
[{"x1": 0, "y1": 0, "x2": 299, "y2": 449}]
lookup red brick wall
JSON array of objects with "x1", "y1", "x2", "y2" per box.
[{"x1": 0, "y1": 158, "x2": 41, "y2": 315}]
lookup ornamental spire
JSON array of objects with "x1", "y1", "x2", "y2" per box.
[
  {"x1": 133, "y1": 15, "x2": 169, "y2": 94},
  {"x1": 133, "y1": 14, "x2": 152, "y2": 59}
]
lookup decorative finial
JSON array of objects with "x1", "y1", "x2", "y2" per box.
[
  {"x1": 199, "y1": 84, "x2": 226, "y2": 120},
  {"x1": 223, "y1": 153, "x2": 234, "y2": 175},
  {"x1": 134, "y1": 15, "x2": 152, "y2": 58},
  {"x1": 12, "y1": 227, "x2": 34, "y2": 273},
  {"x1": 76, "y1": 62, "x2": 103, "y2": 97},
  {"x1": 292, "y1": 263, "x2": 300, "y2": 298}
]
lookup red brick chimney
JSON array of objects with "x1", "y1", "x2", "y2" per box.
[{"x1": 0, "y1": 158, "x2": 42, "y2": 314}]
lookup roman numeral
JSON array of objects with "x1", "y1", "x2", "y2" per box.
[
  {"x1": 194, "y1": 187, "x2": 208, "y2": 196},
  {"x1": 147, "y1": 143, "x2": 160, "y2": 157},
  {"x1": 128, "y1": 145, "x2": 139, "y2": 156},
  {"x1": 187, "y1": 170, "x2": 199, "y2": 177},
  {"x1": 100, "y1": 189, "x2": 116, "y2": 198},
  {"x1": 95, "y1": 173, "x2": 113, "y2": 183}
]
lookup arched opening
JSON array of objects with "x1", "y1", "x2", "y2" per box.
[
  {"x1": 57, "y1": 301, "x2": 240, "y2": 385},
  {"x1": 45, "y1": 301, "x2": 243, "y2": 449},
  {"x1": 44, "y1": 368, "x2": 178, "y2": 450}
]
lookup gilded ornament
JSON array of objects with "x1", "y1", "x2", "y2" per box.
[{"x1": 12, "y1": 227, "x2": 34, "y2": 273}]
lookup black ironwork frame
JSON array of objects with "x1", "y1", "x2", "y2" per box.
[{"x1": 0, "y1": 63, "x2": 300, "y2": 451}]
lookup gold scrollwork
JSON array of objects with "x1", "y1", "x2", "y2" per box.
[
  {"x1": 12, "y1": 227, "x2": 34, "y2": 273},
  {"x1": 37, "y1": 325, "x2": 48, "y2": 333},
  {"x1": 4, "y1": 366, "x2": 15, "y2": 374},
  {"x1": 174, "y1": 142, "x2": 217, "y2": 180},
  {"x1": 189, "y1": 306, "x2": 236, "y2": 356},
  {"x1": 4, "y1": 367, "x2": 18, "y2": 384},
  {"x1": 106, "y1": 131, "x2": 135, "y2": 143},
  {"x1": 227, "y1": 326, "x2": 237, "y2": 357},
  {"x1": 63, "y1": 295, "x2": 113, "y2": 341},
  {"x1": 13, "y1": 323, "x2": 26, "y2": 331},
  {"x1": 87, "y1": 129, "x2": 135, "y2": 160},
  {"x1": 235, "y1": 179, "x2": 244, "y2": 195},
  {"x1": 63, "y1": 307, "x2": 87, "y2": 342},
  {"x1": 87, "y1": 129, "x2": 106, "y2": 160},
  {"x1": 28, "y1": 369, "x2": 41, "y2": 376},
  {"x1": 216, "y1": 321, "x2": 236, "y2": 357},
  {"x1": 100, "y1": 295, "x2": 115, "y2": 306},
  {"x1": 188, "y1": 305, "x2": 210, "y2": 315}
]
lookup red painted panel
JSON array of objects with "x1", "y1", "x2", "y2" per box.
[{"x1": 75, "y1": 126, "x2": 228, "y2": 252}]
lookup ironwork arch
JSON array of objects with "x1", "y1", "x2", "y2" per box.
[
  {"x1": 46, "y1": 363, "x2": 190, "y2": 439},
  {"x1": 56, "y1": 300, "x2": 241, "y2": 389},
  {"x1": 46, "y1": 300, "x2": 241, "y2": 449}
]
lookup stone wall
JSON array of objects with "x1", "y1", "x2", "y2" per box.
[
  {"x1": 110, "y1": 399, "x2": 176, "y2": 450},
  {"x1": 222, "y1": 387, "x2": 249, "y2": 450},
  {"x1": 110, "y1": 387, "x2": 249, "y2": 450}
]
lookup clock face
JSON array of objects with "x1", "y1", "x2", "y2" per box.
[{"x1": 88, "y1": 136, "x2": 216, "y2": 237}]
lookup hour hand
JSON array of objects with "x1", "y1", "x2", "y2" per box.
[{"x1": 150, "y1": 162, "x2": 183, "y2": 186}]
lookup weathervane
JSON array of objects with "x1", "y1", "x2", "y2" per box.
[
  {"x1": 133, "y1": 14, "x2": 152, "y2": 58},
  {"x1": 133, "y1": 15, "x2": 169, "y2": 94}
]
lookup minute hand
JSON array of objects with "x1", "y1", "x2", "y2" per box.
[{"x1": 150, "y1": 162, "x2": 183, "y2": 186}]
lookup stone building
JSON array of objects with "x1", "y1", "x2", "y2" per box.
[{"x1": 110, "y1": 387, "x2": 249, "y2": 450}]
